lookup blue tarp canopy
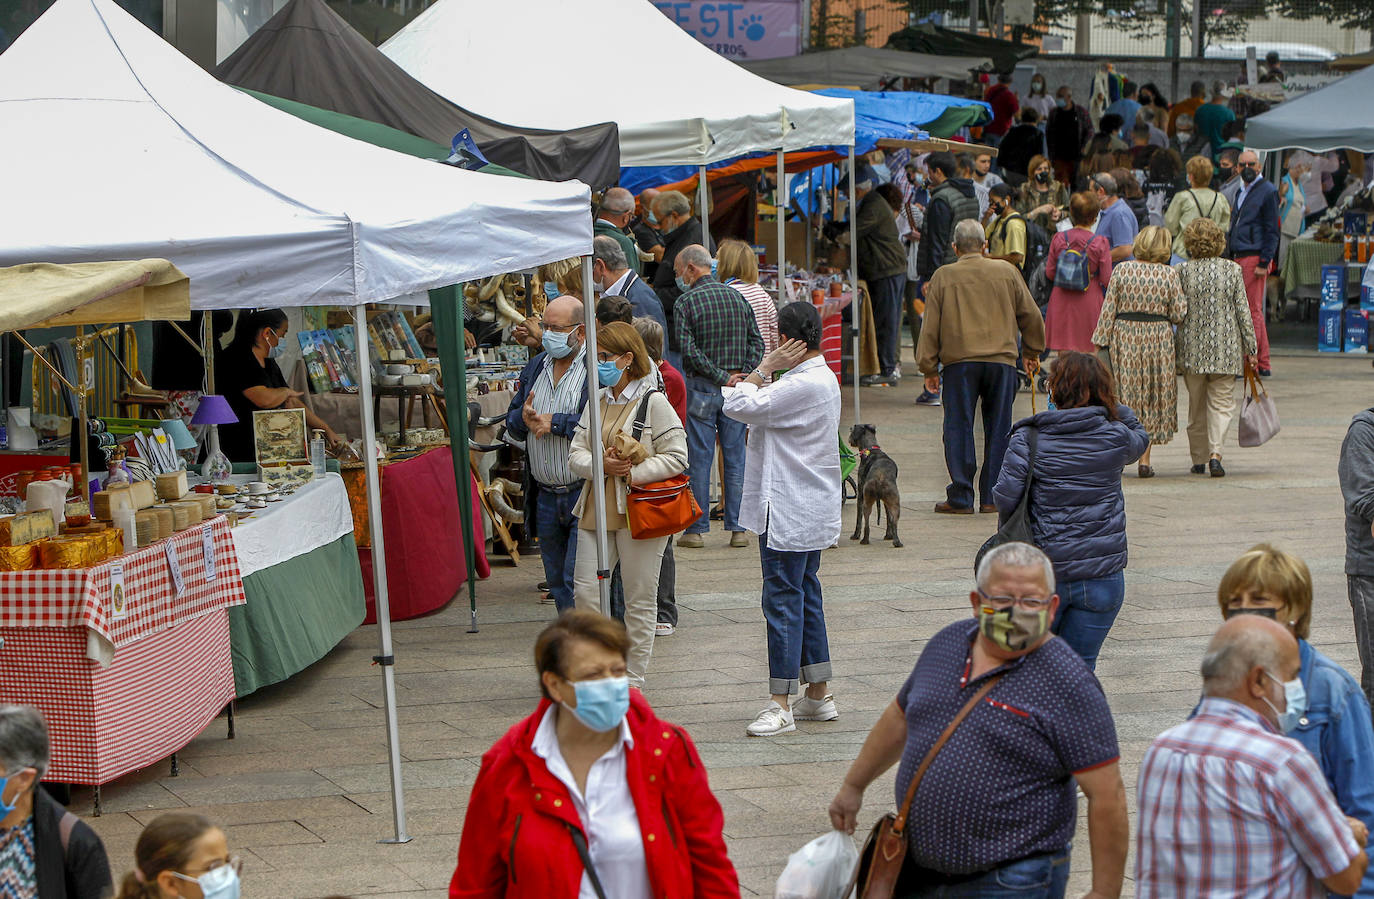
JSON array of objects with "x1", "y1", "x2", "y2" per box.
[{"x1": 619, "y1": 89, "x2": 990, "y2": 194}]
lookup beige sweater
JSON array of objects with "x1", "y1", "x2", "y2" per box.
[
  {"x1": 915, "y1": 253, "x2": 1046, "y2": 375},
  {"x1": 569, "y1": 379, "x2": 688, "y2": 521}
]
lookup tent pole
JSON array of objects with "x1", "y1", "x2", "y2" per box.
[
  {"x1": 806, "y1": 167, "x2": 814, "y2": 273},
  {"x1": 581, "y1": 259, "x2": 611, "y2": 614},
  {"x1": 776, "y1": 149, "x2": 786, "y2": 303},
  {"x1": 848, "y1": 151, "x2": 860, "y2": 425},
  {"x1": 352, "y1": 303, "x2": 410, "y2": 845},
  {"x1": 697, "y1": 166, "x2": 710, "y2": 247}
]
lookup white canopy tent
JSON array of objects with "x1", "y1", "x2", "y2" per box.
[
  {"x1": 381, "y1": 0, "x2": 854, "y2": 167},
  {"x1": 0, "y1": 0, "x2": 593, "y2": 843},
  {"x1": 1247, "y1": 64, "x2": 1374, "y2": 153}
]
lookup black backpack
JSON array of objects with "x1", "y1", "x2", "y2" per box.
[{"x1": 991, "y1": 212, "x2": 1051, "y2": 284}]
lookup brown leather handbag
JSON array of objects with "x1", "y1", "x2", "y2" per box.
[
  {"x1": 624, "y1": 389, "x2": 699, "y2": 540},
  {"x1": 849, "y1": 673, "x2": 1006, "y2": 898}
]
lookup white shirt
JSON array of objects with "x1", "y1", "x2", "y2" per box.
[
  {"x1": 531, "y1": 705, "x2": 650, "y2": 899},
  {"x1": 722, "y1": 355, "x2": 841, "y2": 551},
  {"x1": 606, "y1": 269, "x2": 633, "y2": 297}
]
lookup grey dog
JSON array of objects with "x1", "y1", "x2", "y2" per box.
[{"x1": 848, "y1": 423, "x2": 902, "y2": 548}]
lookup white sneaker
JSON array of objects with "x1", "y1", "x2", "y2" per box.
[
  {"x1": 746, "y1": 702, "x2": 795, "y2": 736},
  {"x1": 792, "y1": 694, "x2": 839, "y2": 721},
  {"x1": 654, "y1": 622, "x2": 675, "y2": 636}
]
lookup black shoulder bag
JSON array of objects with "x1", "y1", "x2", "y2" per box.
[{"x1": 974, "y1": 428, "x2": 1039, "y2": 571}]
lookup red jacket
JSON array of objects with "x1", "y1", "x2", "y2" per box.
[
  {"x1": 659, "y1": 360, "x2": 687, "y2": 424},
  {"x1": 450, "y1": 692, "x2": 739, "y2": 899}
]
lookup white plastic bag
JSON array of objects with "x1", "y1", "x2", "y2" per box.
[{"x1": 775, "y1": 830, "x2": 859, "y2": 899}]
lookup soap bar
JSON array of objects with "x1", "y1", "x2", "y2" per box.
[
  {"x1": 0, "y1": 510, "x2": 57, "y2": 546},
  {"x1": 155, "y1": 470, "x2": 188, "y2": 501},
  {"x1": 91, "y1": 486, "x2": 133, "y2": 520},
  {"x1": 129, "y1": 479, "x2": 157, "y2": 510}
]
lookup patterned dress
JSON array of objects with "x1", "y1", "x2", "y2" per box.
[
  {"x1": 0, "y1": 817, "x2": 36, "y2": 899},
  {"x1": 1092, "y1": 261, "x2": 1188, "y2": 443},
  {"x1": 1176, "y1": 257, "x2": 1258, "y2": 376}
]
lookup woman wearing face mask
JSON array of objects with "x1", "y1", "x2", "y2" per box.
[
  {"x1": 213, "y1": 308, "x2": 340, "y2": 463},
  {"x1": 992, "y1": 352, "x2": 1148, "y2": 670},
  {"x1": 451, "y1": 610, "x2": 738, "y2": 897},
  {"x1": 1016, "y1": 154, "x2": 1069, "y2": 230},
  {"x1": 568, "y1": 322, "x2": 687, "y2": 687},
  {"x1": 1213, "y1": 543, "x2": 1374, "y2": 896},
  {"x1": 117, "y1": 813, "x2": 239, "y2": 899},
  {"x1": 1021, "y1": 74, "x2": 1055, "y2": 122}
]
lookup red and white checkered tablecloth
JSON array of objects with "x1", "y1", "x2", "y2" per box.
[{"x1": 0, "y1": 515, "x2": 246, "y2": 664}]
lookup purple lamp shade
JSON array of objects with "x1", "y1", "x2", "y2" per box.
[{"x1": 190, "y1": 395, "x2": 239, "y2": 426}]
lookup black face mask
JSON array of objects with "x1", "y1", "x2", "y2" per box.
[
  {"x1": 1036, "y1": 171, "x2": 1052, "y2": 185},
  {"x1": 1240, "y1": 167, "x2": 1259, "y2": 183},
  {"x1": 1219, "y1": 167, "x2": 1234, "y2": 181}
]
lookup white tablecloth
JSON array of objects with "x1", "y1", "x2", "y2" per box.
[{"x1": 225, "y1": 473, "x2": 354, "y2": 578}]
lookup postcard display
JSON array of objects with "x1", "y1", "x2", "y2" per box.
[{"x1": 252, "y1": 408, "x2": 313, "y2": 487}]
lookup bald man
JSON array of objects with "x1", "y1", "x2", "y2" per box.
[{"x1": 1227, "y1": 149, "x2": 1279, "y2": 376}]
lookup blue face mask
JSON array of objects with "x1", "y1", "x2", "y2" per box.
[
  {"x1": 563, "y1": 675, "x2": 631, "y2": 732},
  {"x1": 597, "y1": 358, "x2": 625, "y2": 387},
  {"x1": 1055, "y1": 96, "x2": 1067, "y2": 109},
  {"x1": 542, "y1": 328, "x2": 576, "y2": 359},
  {"x1": 266, "y1": 331, "x2": 286, "y2": 360},
  {"x1": 1262, "y1": 669, "x2": 1308, "y2": 733},
  {"x1": 0, "y1": 769, "x2": 26, "y2": 816},
  {"x1": 544, "y1": 281, "x2": 561, "y2": 300},
  {"x1": 646, "y1": 211, "x2": 659, "y2": 226},
  {"x1": 675, "y1": 275, "x2": 691, "y2": 293},
  {"x1": 710, "y1": 258, "x2": 718, "y2": 277}
]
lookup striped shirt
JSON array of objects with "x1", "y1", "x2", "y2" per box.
[
  {"x1": 526, "y1": 345, "x2": 587, "y2": 487},
  {"x1": 726, "y1": 279, "x2": 779, "y2": 362},
  {"x1": 1136, "y1": 697, "x2": 1360, "y2": 898}
]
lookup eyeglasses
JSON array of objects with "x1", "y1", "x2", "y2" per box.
[
  {"x1": 978, "y1": 590, "x2": 1051, "y2": 611},
  {"x1": 1239, "y1": 161, "x2": 1260, "y2": 169},
  {"x1": 539, "y1": 321, "x2": 578, "y2": 332},
  {"x1": 171, "y1": 855, "x2": 242, "y2": 885}
]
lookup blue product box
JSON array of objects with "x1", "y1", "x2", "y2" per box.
[
  {"x1": 1364, "y1": 284, "x2": 1374, "y2": 312},
  {"x1": 1345, "y1": 212, "x2": 1368, "y2": 235},
  {"x1": 1319, "y1": 306, "x2": 1343, "y2": 352},
  {"x1": 1346, "y1": 308, "x2": 1370, "y2": 353},
  {"x1": 1322, "y1": 264, "x2": 1349, "y2": 307}
]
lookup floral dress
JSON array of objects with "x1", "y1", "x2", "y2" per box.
[{"x1": 1092, "y1": 261, "x2": 1188, "y2": 443}]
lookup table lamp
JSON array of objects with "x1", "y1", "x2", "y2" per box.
[
  {"x1": 159, "y1": 418, "x2": 197, "y2": 470},
  {"x1": 190, "y1": 395, "x2": 238, "y2": 483}
]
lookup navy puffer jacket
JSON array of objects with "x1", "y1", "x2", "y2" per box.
[{"x1": 992, "y1": 405, "x2": 1149, "y2": 582}]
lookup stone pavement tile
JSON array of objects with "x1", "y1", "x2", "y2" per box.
[
  {"x1": 187, "y1": 744, "x2": 393, "y2": 778},
  {"x1": 160, "y1": 769, "x2": 344, "y2": 806},
  {"x1": 222, "y1": 820, "x2": 322, "y2": 849},
  {"x1": 315, "y1": 758, "x2": 480, "y2": 795},
  {"x1": 72, "y1": 779, "x2": 185, "y2": 817},
  {"x1": 345, "y1": 790, "x2": 468, "y2": 816},
  {"x1": 239, "y1": 860, "x2": 425, "y2": 897},
  {"x1": 124, "y1": 795, "x2": 370, "y2": 827},
  {"x1": 297, "y1": 808, "x2": 464, "y2": 842}
]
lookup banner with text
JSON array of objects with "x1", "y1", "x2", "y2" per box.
[{"x1": 653, "y1": 1, "x2": 803, "y2": 61}]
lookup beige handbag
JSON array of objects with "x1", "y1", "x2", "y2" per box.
[{"x1": 1239, "y1": 368, "x2": 1280, "y2": 447}]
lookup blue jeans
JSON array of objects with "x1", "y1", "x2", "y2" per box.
[
  {"x1": 685, "y1": 376, "x2": 746, "y2": 534},
  {"x1": 898, "y1": 850, "x2": 1070, "y2": 898},
  {"x1": 535, "y1": 484, "x2": 581, "y2": 613},
  {"x1": 1052, "y1": 571, "x2": 1125, "y2": 671},
  {"x1": 869, "y1": 273, "x2": 907, "y2": 376},
  {"x1": 760, "y1": 533, "x2": 831, "y2": 695},
  {"x1": 941, "y1": 361, "x2": 1019, "y2": 509}
]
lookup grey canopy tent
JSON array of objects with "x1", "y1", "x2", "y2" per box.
[
  {"x1": 214, "y1": 0, "x2": 621, "y2": 187},
  {"x1": 1247, "y1": 65, "x2": 1374, "y2": 152},
  {"x1": 739, "y1": 46, "x2": 990, "y2": 88}
]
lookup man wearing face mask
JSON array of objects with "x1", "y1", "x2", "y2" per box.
[
  {"x1": 0, "y1": 704, "x2": 113, "y2": 899},
  {"x1": 593, "y1": 187, "x2": 642, "y2": 275},
  {"x1": 1136, "y1": 616, "x2": 1369, "y2": 897},
  {"x1": 1168, "y1": 112, "x2": 1211, "y2": 162},
  {"x1": 829, "y1": 542, "x2": 1128, "y2": 897},
  {"x1": 649, "y1": 190, "x2": 714, "y2": 363},
  {"x1": 1227, "y1": 149, "x2": 1279, "y2": 377},
  {"x1": 591, "y1": 235, "x2": 666, "y2": 333},
  {"x1": 504, "y1": 295, "x2": 590, "y2": 613}
]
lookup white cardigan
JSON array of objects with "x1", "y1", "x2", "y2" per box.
[{"x1": 569, "y1": 377, "x2": 688, "y2": 521}]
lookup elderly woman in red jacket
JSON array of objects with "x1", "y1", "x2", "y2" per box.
[{"x1": 450, "y1": 610, "x2": 738, "y2": 898}]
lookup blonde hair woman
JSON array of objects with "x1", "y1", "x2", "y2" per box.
[
  {"x1": 569, "y1": 322, "x2": 687, "y2": 687},
  {"x1": 1092, "y1": 225, "x2": 1187, "y2": 477},
  {"x1": 716, "y1": 238, "x2": 778, "y2": 361},
  {"x1": 1177, "y1": 217, "x2": 1258, "y2": 477},
  {"x1": 1213, "y1": 543, "x2": 1374, "y2": 881},
  {"x1": 1164, "y1": 155, "x2": 1232, "y2": 259}
]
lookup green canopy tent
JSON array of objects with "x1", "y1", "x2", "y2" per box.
[{"x1": 239, "y1": 87, "x2": 525, "y2": 628}]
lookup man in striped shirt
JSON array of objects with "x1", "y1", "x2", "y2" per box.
[
  {"x1": 1137, "y1": 615, "x2": 1368, "y2": 897},
  {"x1": 504, "y1": 295, "x2": 589, "y2": 612}
]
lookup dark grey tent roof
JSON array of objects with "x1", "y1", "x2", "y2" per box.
[
  {"x1": 214, "y1": 0, "x2": 620, "y2": 187},
  {"x1": 1247, "y1": 65, "x2": 1374, "y2": 153}
]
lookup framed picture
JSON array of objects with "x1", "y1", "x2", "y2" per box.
[{"x1": 252, "y1": 408, "x2": 307, "y2": 467}]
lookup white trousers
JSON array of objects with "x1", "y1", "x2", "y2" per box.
[
  {"x1": 1184, "y1": 372, "x2": 1237, "y2": 464},
  {"x1": 573, "y1": 528, "x2": 669, "y2": 688}
]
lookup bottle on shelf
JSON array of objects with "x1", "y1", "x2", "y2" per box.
[{"x1": 310, "y1": 429, "x2": 327, "y2": 479}]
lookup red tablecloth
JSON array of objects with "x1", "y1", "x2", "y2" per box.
[
  {"x1": 0, "y1": 516, "x2": 245, "y2": 783},
  {"x1": 359, "y1": 446, "x2": 490, "y2": 623}
]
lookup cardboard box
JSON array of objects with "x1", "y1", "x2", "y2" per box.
[
  {"x1": 1346, "y1": 309, "x2": 1370, "y2": 353},
  {"x1": 1322, "y1": 264, "x2": 1348, "y2": 307},
  {"x1": 1319, "y1": 305, "x2": 1344, "y2": 352}
]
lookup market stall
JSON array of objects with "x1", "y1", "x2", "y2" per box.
[{"x1": 0, "y1": 0, "x2": 593, "y2": 841}]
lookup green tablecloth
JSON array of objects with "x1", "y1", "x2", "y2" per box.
[
  {"x1": 231, "y1": 532, "x2": 366, "y2": 696},
  {"x1": 1281, "y1": 237, "x2": 1345, "y2": 291}
]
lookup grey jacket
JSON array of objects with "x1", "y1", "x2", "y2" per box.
[{"x1": 1340, "y1": 409, "x2": 1374, "y2": 575}]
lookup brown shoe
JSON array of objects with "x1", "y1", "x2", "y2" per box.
[
  {"x1": 979, "y1": 504, "x2": 997, "y2": 514},
  {"x1": 934, "y1": 501, "x2": 974, "y2": 515},
  {"x1": 729, "y1": 531, "x2": 749, "y2": 548}
]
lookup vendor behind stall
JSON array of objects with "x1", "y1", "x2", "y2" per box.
[{"x1": 213, "y1": 308, "x2": 340, "y2": 462}]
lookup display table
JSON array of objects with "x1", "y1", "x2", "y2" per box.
[
  {"x1": 0, "y1": 516, "x2": 244, "y2": 784},
  {"x1": 1281, "y1": 237, "x2": 1355, "y2": 297},
  {"x1": 351, "y1": 446, "x2": 490, "y2": 623},
  {"x1": 225, "y1": 473, "x2": 366, "y2": 696}
]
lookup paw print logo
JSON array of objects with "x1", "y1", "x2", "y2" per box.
[{"x1": 743, "y1": 13, "x2": 766, "y2": 40}]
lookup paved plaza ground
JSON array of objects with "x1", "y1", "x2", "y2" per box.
[{"x1": 81, "y1": 348, "x2": 1374, "y2": 897}]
